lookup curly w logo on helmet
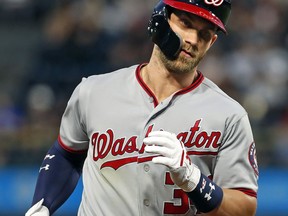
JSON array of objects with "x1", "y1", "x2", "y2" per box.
[{"x1": 204, "y1": 0, "x2": 224, "y2": 6}]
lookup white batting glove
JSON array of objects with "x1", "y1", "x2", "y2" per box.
[
  {"x1": 144, "y1": 131, "x2": 201, "y2": 192},
  {"x1": 25, "y1": 199, "x2": 50, "y2": 216}
]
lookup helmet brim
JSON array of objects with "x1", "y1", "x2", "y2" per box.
[{"x1": 163, "y1": 0, "x2": 227, "y2": 33}]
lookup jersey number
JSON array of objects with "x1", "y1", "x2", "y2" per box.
[{"x1": 163, "y1": 172, "x2": 192, "y2": 214}]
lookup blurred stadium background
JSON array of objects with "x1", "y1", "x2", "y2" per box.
[{"x1": 0, "y1": 0, "x2": 287, "y2": 215}]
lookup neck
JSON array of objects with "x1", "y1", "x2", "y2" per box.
[{"x1": 141, "y1": 51, "x2": 198, "y2": 103}]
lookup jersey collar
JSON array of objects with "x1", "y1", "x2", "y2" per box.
[{"x1": 136, "y1": 63, "x2": 204, "y2": 106}]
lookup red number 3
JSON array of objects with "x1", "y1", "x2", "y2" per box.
[{"x1": 163, "y1": 172, "x2": 192, "y2": 214}]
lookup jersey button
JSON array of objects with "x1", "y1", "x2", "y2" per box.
[
  {"x1": 144, "y1": 164, "x2": 150, "y2": 172},
  {"x1": 149, "y1": 97, "x2": 154, "y2": 103},
  {"x1": 144, "y1": 199, "x2": 150, "y2": 206}
]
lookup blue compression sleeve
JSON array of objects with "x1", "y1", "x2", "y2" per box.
[{"x1": 31, "y1": 140, "x2": 87, "y2": 214}]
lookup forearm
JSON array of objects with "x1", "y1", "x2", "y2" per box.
[
  {"x1": 186, "y1": 174, "x2": 257, "y2": 216},
  {"x1": 31, "y1": 140, "x2": 87, "y2": 215},
  {"x1": 203, "y1": 189, "x2": 257, "y2": 216}
]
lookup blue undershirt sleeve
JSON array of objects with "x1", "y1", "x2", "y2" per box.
[{"x1": 31, "y1": 140, "x2": 87, "y2": 215}]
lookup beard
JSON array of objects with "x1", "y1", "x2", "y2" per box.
[{"x1": 159, "y1": 45, "x2": 204, "y2": 75}]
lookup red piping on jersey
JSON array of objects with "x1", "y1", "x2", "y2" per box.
[
  {"x1": 57, "y1": 135, "x2": 87, "y2": 154},
  {"x1": 136, "y1": 64, "x2": 204, "y2": 107},
  {"x1": 187, "y1": 150, "x2": 218, "y2": 156},
  {"x1": 175, "y1": 72, "x2": 204, "y2": 95},
  {"x1": 136, "y1": 64, "x2": 159, "y2": 107},
  {"x1": 234, "y1": 188, "x2": 257, "y2": 198}
]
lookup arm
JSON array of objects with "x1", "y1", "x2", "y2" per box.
[
  {"x1": 26, "y1": 79, "x2": 89, "y2": 216},
  {"x1": 203, "y1": 189, "x2": 256, "y2": 216},
  {"x1": 186, "y1": 175, "x2": 257, "y2": 216},
  {"x1": 27, "y1": 139, "x2": 87, "y2": 215},
  {"x1": 144, "y1": 131, "x2": 257, "y2": 216}
]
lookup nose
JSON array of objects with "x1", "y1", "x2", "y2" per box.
[{"x1": 183, "y1": 29, "x2": 198, "y2": 45}]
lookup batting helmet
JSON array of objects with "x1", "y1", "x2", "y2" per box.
[{"x1": 148, "y1": 0, "x2": 232, "y2": 58}]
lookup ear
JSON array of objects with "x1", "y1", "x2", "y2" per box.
[{"x1": 209, "y1": 34, "x2": 218, "y2": 48}]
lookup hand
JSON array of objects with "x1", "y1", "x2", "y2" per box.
[
  {"x1": 25, "y1": 199, "x2": 49, "y2": 216},
  {"x1": 144, "y1": 131, "x2": 201, "y2": 192}
]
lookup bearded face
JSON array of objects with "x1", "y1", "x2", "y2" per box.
[
  {"x1": 158, "y1": 9, "x2": 217, "y2": 75},
  {"x1": 158, "y1": 43, "x2": 205, "y2": 75}
]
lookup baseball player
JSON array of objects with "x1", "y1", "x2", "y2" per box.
[{"x1": 26, "y1": 0, "x2": 259, "y2": 215}]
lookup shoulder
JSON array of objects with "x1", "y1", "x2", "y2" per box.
[
  {"x1": 87, "y1": 65, "x2": 138, "y2": 82},
  {"x1": 200, "y1": 77, "x2": 247, "y2": 115},
  {"x1": 79, "y1": 65, "x2": 138, "y2": 91},
  {"x1": 198, "y1": 77, "x2": 254, "y2": 141}
]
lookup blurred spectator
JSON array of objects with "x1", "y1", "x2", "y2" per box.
[
  {"x1": 0, "y1": 92, "x2": 24, "y2": 165},
  {"x1": 24, "y1": 0, "x2": 113, "y2": 103}
]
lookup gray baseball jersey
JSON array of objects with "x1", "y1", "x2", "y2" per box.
[{"x1": 59, "y1": 64, "x2": 258, "y2": 216}]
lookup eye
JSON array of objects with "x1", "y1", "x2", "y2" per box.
[
  {"x1": 181, "y1": 19, "x2": 190, "y2": 27},
  {"x1": 199, "y1": 30, "x2": 213, "y2": 42},
  {"x1": 178, "y1": 16, "x2": 192, "y2": 28}
]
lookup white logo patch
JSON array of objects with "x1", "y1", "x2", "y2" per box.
[
  {"x1": 204, "y1": 183, "x2": 215, "y2": 201},
  {"x1": 39, "y1": 164, "x2": 50, "y2": 172},
  {"x1": 204, "y1": 0, "x2": 224, "y2": 6},
  {"x1": 44, "y1": 154, "x2": 55, "y2": 160}
]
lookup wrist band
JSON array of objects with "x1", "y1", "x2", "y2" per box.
[{"x1": 186, "y1": 174, "x2": 223, "y2": 213}]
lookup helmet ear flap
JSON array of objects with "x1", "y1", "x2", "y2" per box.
[{"x1": 148, "y1": 2, "x2": 182, "y2": 59}]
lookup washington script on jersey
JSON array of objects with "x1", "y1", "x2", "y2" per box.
[{"x1": 92, "y1": 119, "x2": 221, "y2": 170}]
